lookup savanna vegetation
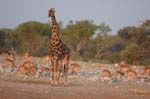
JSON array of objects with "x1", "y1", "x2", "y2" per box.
[{"x1": 0, "y1": 20, "x2": 150, "y2": 65}]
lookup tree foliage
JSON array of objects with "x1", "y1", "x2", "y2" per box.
[
  {"x1": 61, "y1": 20, "x2": 98, "y2": 60},
  {"x1": 120, "y1": 43, "x2": 142, "y2": 64},
  {"x1": 0, "y1": 19, "x2": 150, "y2": 65},
  {"x1": 1, "y1": 21, "x2": 51, "y2": 55}
]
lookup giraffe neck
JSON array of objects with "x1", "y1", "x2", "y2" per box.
[
  {"x1": 50, "y1": 15, "x2": 61, "y2": 46},
  {"x1": 51, "y1": 15, "x2": 58, "y2": 35},
  {"x1": 51, "y1": 15, "x2": 57, "y2": 26}
]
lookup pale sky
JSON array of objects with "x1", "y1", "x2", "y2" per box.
[{"x1": 0, "y1": 0, "x2": 150, "y2": 34}]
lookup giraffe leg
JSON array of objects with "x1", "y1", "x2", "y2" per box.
[
  {"x1": 54, "y1": 60, "x2": 59, "y2": 86},
  {"x1": 57, "y1": 60, "x2": 62, "y2": 84},
  {"x1": 64, "y1": 64, "x2": 68, "y2": 86},
  {"x1": 63, "y1": 56, "x2": 69, "y2": 86},
  {"x1": 50, "y1": 59, "x2": 55, "y2": 85}
]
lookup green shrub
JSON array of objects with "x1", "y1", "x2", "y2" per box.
[{"x1": 141, "y1": 58, "x2": 150, "y2": 66}]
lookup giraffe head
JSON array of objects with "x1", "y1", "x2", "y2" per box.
[{"x1": 48, "y1": 8, "x2": 56, "y2": 18}]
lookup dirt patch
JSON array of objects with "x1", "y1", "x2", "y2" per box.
[{"x1": 0, "y1": 76, "x2": 150, "y2": 99}]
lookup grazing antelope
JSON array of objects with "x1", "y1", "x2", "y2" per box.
[
  {"x1": 15, "y1": 65, "x2": 27, "y2": 76},
  {"x1": 40, "y1": 66, "x2": 51, "y2": 72},
  {"x1": 120, "y1": 64, "x2": 130, "y2": 73},
  {"x1": 101, "y1": 69, "x2": 112, "y2": 78},
  {"x1": 142, "y1": 66, "x2": 150, "y2": 77},
  {"x1": 2, "y1": 53, "x2": 16, "y2": 68},
  {"x1": 127, "y1": 69, "x2": 139, "y2": 80},
  {"x1": 68, "y1": 63, "x2": 81, "y2": 75},
  {"x1": 36, "y1": 66, "x2": 51, "y2": 77},
  {"x1": 114, "y1": 71, "x2": 124, "y2": 78},
  {"x1": 4, "y1": 59, "x2": 16, "y2": 67},
  {"x1": 15, "y1": 61, "x2": 35, "y2": 76},
  {"x1": 26, "y1": 65, "x2": 37, "y2": 76}
]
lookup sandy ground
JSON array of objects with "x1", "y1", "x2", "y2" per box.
[
  {"x1": 1, "y1": 76, "x2": 150, "y2": 99},
  {"x1": 0, "y1": 57, "x2": 150, "y2": 99}
]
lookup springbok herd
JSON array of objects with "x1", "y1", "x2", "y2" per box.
[
  {"x1": 0, "y1": 51, "x2": 81, "y2": 79},
  {"x1": 0, "y1": 50, "x2": 150, "y2": 83}
]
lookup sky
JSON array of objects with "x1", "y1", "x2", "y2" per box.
[{"x1": 0, "y1": 0, "x2": 150, "y2": 34}]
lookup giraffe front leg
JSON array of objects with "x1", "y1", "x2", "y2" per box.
[
  {"x1": 64, "y1": 64, "x2": 68, "y2": 86},
  {"x1": 52, "y1": 59, "x2": 59, "y2": 86},
  {"x1": 56, "y1": 60, "x2": 62, "y2": 85},
  {"x1": 51, "y1": 66, "x2": 55, "y2": 85},
  {"x1": 50, "y1": 60, "x2": 55, "y2": 85}
]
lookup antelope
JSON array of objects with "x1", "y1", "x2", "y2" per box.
[
  {"x1": 120, "y1": 64, "x2": 130, "y2": 73},
  {"x1": 127, "y1": 69, "x2": 139, "y2": 80},
  {"x1": 26, "y1": 65, "x2": 37, "y2": 76},
  {"x1": 36, "y1": 66, "x2": 51, "y2": 77},
  {"x1": 15, "y1": 61, "x2": 34, "y2": 76},
  {"x1": 40, "y1": 66, "x2": 50, "y2": 72},
  {"x1": 68, "y1": 63, "x2": 81, "y2": 75},
  {"x1": 101, "y1": 69, "x2": 112, "y2": 78},
  {"x1": 2, "y1": 53, "x2": 16, "y2": 68},
  {"x1": 114, "y1": 71, "x2": 124, "y2": 78},
  {"x1": 4, "y1": 59, "x2": 16, "y2": 68},
  {"x1": 142, "y1": 66, "x2": 150, "y2": 77}
]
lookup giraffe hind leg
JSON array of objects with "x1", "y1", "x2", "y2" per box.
[
  {"x1": 56, "y1": 60, "x2": 62, "y2": 84},
  {"x1": 50, "y1": 60, "x2": 55, "y2": 85},
  {"x1": 63, "y1": 56, "x2": 69, "y2": 86},
  {"x1": 53, "y1": 59, "x2": 59, "y2": 86},
  {"x1": 64, "y1": 64, "x2": 68, "y2": 86}
]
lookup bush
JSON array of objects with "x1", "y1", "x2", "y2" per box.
[
  {"x1": 92, "y1": 59, "x2": 113, "y2": 64},
  {"x1": 120, "y1": 43, "x2": 142, "y2": 64},
  {"x1": 141, "y1": 58, "x2": 150, "y2": 66},
  {"x1": 102, "y1": 52, "x2": 120, "y2": 63}
]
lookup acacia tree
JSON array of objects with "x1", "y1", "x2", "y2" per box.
[
  {"x1": 9, "y1": 21, "x2": 51, "y2": 55},
  {"x1": 139, "y1": 20, "x2": 150, "y2": 59},
  {"x1": 0, "y1": 29, "x2": 13, "y2": 53},
  {"x1": 118, "y1": 20, "x2": 150, "y2": 59},
  {"x1": 92, "y1": 23, "x2": 112, "y2": 60},
  {"x1": 120, "y1": 43, "x2": 142, "y2": 65},
  {"x1": 61, "y1": 20, "x2": 97, "y2": 59},
  {"x1": 118, "y1": 26, "x2": 137, "y2": 43}
]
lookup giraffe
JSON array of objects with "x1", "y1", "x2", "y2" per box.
[{"x1": 48, "y1": 8, "x2": 70, "y2": 86}]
